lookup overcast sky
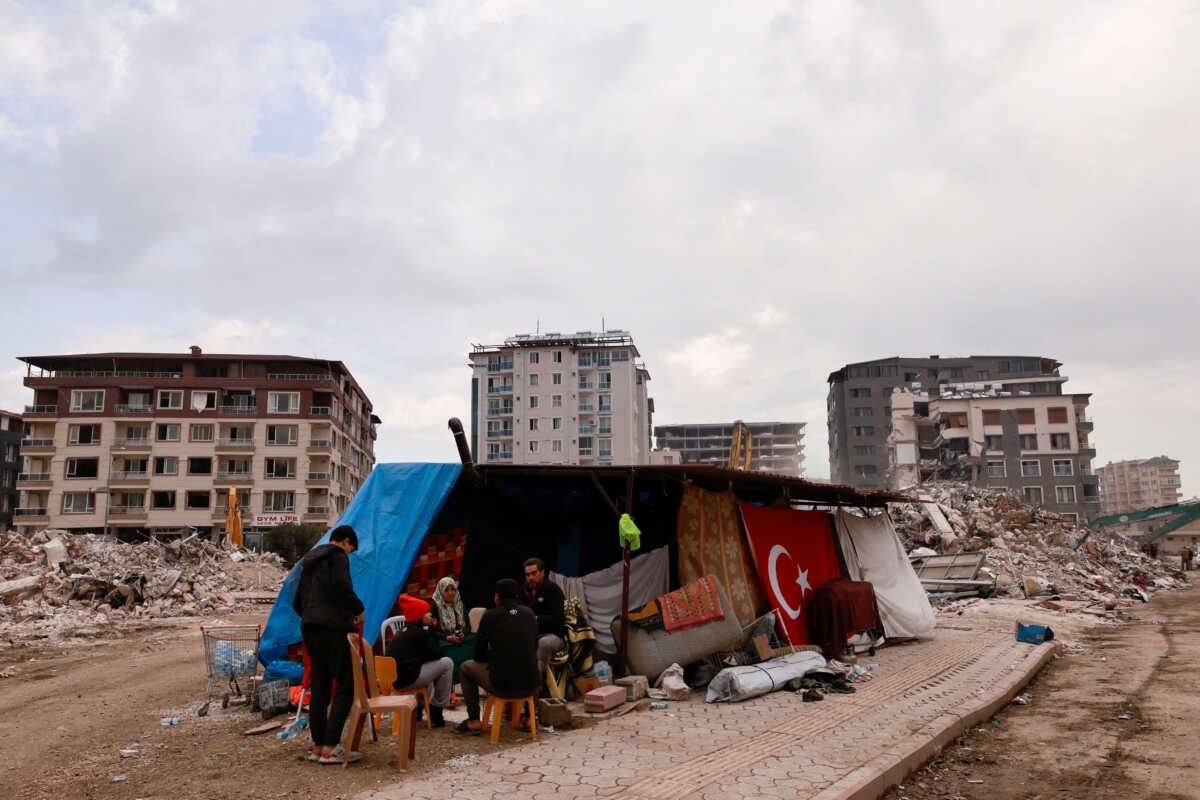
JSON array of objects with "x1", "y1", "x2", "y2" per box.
[{"x1": 2, "y1": 0, "x2": 1197, "y2": 494}]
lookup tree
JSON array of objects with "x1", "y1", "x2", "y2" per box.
[{"x1": 263, "y1": 524, "x2": 324, "y2": 566}]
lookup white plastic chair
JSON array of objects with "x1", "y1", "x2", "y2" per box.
[{"x1": 380, "y1": 615, "x2": 406, "y2": 646}]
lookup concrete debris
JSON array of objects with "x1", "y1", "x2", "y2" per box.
[
  {"x1": 0, "y1": 530, "x2": 286, "y2": 647},
  {"x1": 896, "y1": 481, "x2": 1189, "y2": 610}
]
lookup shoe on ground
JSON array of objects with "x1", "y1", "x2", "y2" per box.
[
  {"x1": 430, "y1": 705, "x2": 446, "y2": 728},
  {"x1": 320, "y1": 745, "x2": 362, "y2": 764},
  {"x1": 453, "y1": 719, "x2": 482, "y2": 736}
]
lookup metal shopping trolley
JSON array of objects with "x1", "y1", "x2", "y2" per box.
[{"x1": 200, "y1": 624, "x2": 261, "y2": 705}]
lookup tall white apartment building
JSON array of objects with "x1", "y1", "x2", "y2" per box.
[{"x1": 468, "y1": 331, "x2": 653, "y2": 465}]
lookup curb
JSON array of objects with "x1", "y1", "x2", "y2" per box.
[{"x1": 813, "y1": 640, "x2": 1058, "y2": 800}]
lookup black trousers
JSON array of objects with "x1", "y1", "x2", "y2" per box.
[{"x1": 303, "y1": 626, "x2": 354, "y2": 747}]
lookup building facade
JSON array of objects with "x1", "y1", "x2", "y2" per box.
[
  {"x1": 14, "y1": 349, "x2": 378, "y2": 537},
  {"x1": 0, "y1": 409, "x2": 21, "y2": 531},
  {"x1": 652, "y1": 422, "x2": 806, "y2": 476},
  {"x1": 887, "y1": 386, "x2": 1099, "y2": 521},
  {"x1": 1096, "y1": 457, "x2": 1182, "y2": 516},
  {"x1": 468, "y1": 331, "x2": 652, "y2": 465},
  {"x1": 827, "y1": 355, "x2": 1067, "y2": 489}
]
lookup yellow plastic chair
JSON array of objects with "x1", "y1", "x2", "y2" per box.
[
  {"x1": 342, "y1": 635, "x2": 416, "y2": 771},
  {"x1": 374, "y1": 655, "x2": 432, "y2": 732},
  {"x1": 481, "y1": 694, "x2": 537, "y2": 744}
]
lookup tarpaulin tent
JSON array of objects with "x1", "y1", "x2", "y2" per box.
[{"x1": 258, "y1": 463, "x2": 461, "y2": 664}]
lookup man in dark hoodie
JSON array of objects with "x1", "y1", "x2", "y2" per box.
[{"x1": 292, "y1": 525, "x2": 364, "y2": 763}]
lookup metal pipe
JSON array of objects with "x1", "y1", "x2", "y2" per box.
[{"x1": 447, "y1": 418, "x2": 481, "y2": 485}]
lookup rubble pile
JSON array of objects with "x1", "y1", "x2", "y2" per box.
[
  {"x1": 0, "y1": 529, "x2": 287, "y2": 646},
  {"x1": 893, "y1": 482, "x2": 1189, "y2": 606}
]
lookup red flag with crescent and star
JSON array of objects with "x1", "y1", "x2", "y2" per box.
[{"x1": 738, "y1": 504, "x2": 842, "y2": 646}]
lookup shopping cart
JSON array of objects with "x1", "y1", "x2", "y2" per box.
[{"x1": 200, "y1": 624, "x2": 261, "y2": 704}]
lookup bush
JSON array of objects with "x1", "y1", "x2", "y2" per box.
[{"x1": 264, "y1": 524, "x2": 324, "y2": 567}]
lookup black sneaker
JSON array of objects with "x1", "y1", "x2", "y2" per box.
[
  {"x1": 453, "y1": 719, "x2": 482, "y2": 736},
  {"x1": 430, "y1": 705, "x2": 446, "y2": 728}
]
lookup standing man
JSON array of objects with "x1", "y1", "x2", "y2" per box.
[
  {"x1": 1184, "y1": 546, "x2": 1193, "y2": 572},
  {"x1": 521, "y1": 557, "x2": 567, "y2": 680},
  {"x1": 292, "y1": 525, "x2": 364, "y2": 764},
  {"x1": 384, "y1": 599, "x2": 452, "y2": 727},
  {"x1": 453, "y1": 578, "x2": 539, "y2": 735}
]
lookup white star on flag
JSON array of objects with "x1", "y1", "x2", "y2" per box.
[{"x1": 796, "y1": 567, "x2": 812, "y2": 597}]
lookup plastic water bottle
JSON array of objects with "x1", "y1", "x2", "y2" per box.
[
  {"x1": 160, "y1": 717, "x2": 181, "y2": 726},
  {"x1": 593, "y1": 660, "x2": 612, "y2": 686},
  {"x1": 650, "y1": 702, "x2": 668, "y2": 710},
  {"x1": 277, "y1": 717, "x2": 309, "y2": 740}
]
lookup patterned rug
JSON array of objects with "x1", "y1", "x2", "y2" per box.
[{"x1": 659, "y1": 575, "x2": 725, "y2": 633}]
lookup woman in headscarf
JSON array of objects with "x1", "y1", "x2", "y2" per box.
[{"x1": 430, "y1": 576, "x2": 475, "y2": 684}]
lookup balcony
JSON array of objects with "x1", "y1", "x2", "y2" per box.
[
  {"x1": 20, "y1": 438, "x2": 54, "y2": 451},
  {"x1": 268, "y1": 372, "x2": 336, "y2": 383},
  {"x1": 215, "y1": 438, "x2": 255, "y2": 450},
  {"x1": 486, "y1": 452, "x2": 514, "y2": 462},
  {"x1": 219, "y1": 405, "x2": 258, "y2": 416},
  {"x1": 266, "y1": 439, "x2": 298, "y2": 447},
  {"x1": 23, "y1": 405, "x2": 57, "y2": 416},
  {"x1": 114, "y1": 404, "x2": 153, "y2": 414},
  {"x1": 487, "y1": 384, "x2": 514, "y2": 394},
  {"x1": 487, "y1": 361, "x2": 514, "y2": 373},
  {"x1": 305, "y1": 505, "x2": 329, "y2": 516},
  {"x1": 215, "y1": 470, "x2": 254, "y2": 482},
  {"x1": 15, "y1": 507, "x2": 49, "y2": 519},
  {"x1": 307, "y1": 439, "x2": 332, "y2": 451},
  {"x1": 598, "y1": 406, "x2": 613, "y2": 415},
  {"x1": 311, "y1": 406, "x2": 332, "y2": 417},
  {"x1": 579, "y1": 424, "x2": 595, "y2": 434},
  {"x1": 112, "y1": 437, "x2": 152, "y2": 450},
  {"x1": 110, "y1": 470, "x2": 150, "y2": 483},
  {"x1": 578, "y1": 380, "x2": 594, "y2": 390},
  {"x1": 108, "y1": 506, "x2": 147, "y2": 518},
  {"x1": 487, "y1": 408, "x2": 514, "y2": 417},
  {"x1": 579, "y1": 448, "x2": 593, "y2": 457},
  {"x1": 578, "y1": 403, "x2": 594, "y2": 412},
  {"x1": 598, "y1": 382, "x2": 612, "y2": 391},
  {"x1": 486, "y1": 430, "x2": 514, "y2": 439},
  {"x1": 17, "y1": 472, "x2": 51, "y2": 486}
]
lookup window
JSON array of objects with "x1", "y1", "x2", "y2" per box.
[
  {"x1": 985, "y1": 461, "x2": 1006, "y2": 478},
  {"x1": 903, "y1": 372, "x2": 919, "y2": 382},
  {"x1": 552, "y1": 373, "x2": 562, "y2": 385},
  {"x1": 265, "y1": 457, "x2": 296, "y2": 478},
  {"x1": 579, "y1": 436, "x2": 593, "y2": 456},
  {"x1": 268, "y1": 392, "x2": 300, "y2": 414},
  {"x1": 190, "y1": 424, "x2": 214, "y2": 442},
  {"x1": 62, "y1": 492, "x2": 94, "y2": 513},
  {"x1": 1053, "y1": 459, "x2": 1074, "y2": 476},
  {"x1": 1021, "y1": 460, "x2": 1041, "y2": 477},
  {"x1": 267, "y1": 425, "x2": 297, "y2": 445},
  {"x1": 529, "y1": 374, "x2": 539, "y2": 386},
  {"x1": 553, "y1": 351, "x2": 563, "y2": 363},
  {"x1": 529, "y1": 419, "x2": 539, "y2": 432},
  {"x1": 1047, "y1": 407, "x2": 1068, "y2": 424},
  {"x1": 552, "y1": 395, "x2": 562, "y2": 408},
  {"x1": 1050, "y1": 433, "x2": 1071, "y2": 450},
  {"x1": 612, "y1": 350, "x2": 630, "y2": 362},
  {"x1": 598, "y1": 372, "x2": 612, "y2": 390},
  {"x1": 1055, "y1": 486, "x2": 1077, "y2": 504},
  {"x1": 982, "y1": 410, "x2": 1003, "y2": 426},
  {"x1": 264, "y1": 491, "x2": 294, "y2": 512},
  {"x1": 578, "y1": 353, "x2": 592, "y2": 367},
  {"x1": 599, "y1": 416, "x2": 612, "y2": 435},
  {"x1": 154, "y1": 457, "x2": 178, "y2": 475},
  {"x1": 599, "y1": 439, "x2": 613, "y2": 458},
  {"x1": 124, "y1": 424, "x2": 150, "y2": 442},
  {"x1": 188, "y1": 457, "x2": 213, "y2": 475},
  {"x1": 157, "y1": 423, "x2": 181, "y2": 442},
  {"x1": 151, "y1": 490, "x2": 176, "y2": 509},
  {"x1": 529, "y1": 441, "x2": 539, "y2": 454},
  {"x1": 487, "y1": 442, "x2": 500, "y2": 459},
  {"x1": 1019, "y1": 434, "x2": 1038, "y2": 450},
  {"x1": 661, "y1": 455, "x2": 674, "y2": 464},
  {"x1": 552, "y1": 440, "x2": 562, "y2": 453},
  {"x1": 186, "y1": 490, "x2": 211, "y2": 510},
  {"x1": 529, "y1": 352, "x2": 540, "y2": 364},
  {"x1": 157, "y1": 390, "x2": 183, "y2": 409},
  {"x1": 70, "y1": 390, "x2": 105, "y2": 412},
  {"x1": 854, "y1": 445, "x2": 875, "y2": 456},
  {"x1": 120, "y1": 457, "x2": 148, "y2": 475},
  {"x1": 977, "y1": 370, "x2": 990, "y2": 380},
  {"x1": 949, "y1": 367, "x2": 964, "y2": 378},
  {"x1": 998, "y1": 360, "x2": 1013, "y2": 372},
  {"x1": 854, "y1": 464, "x2": 878, "y2": 477},
  {"x1": 529, "y1": 395, "x2": 539, "y2": 409},
  {"x1": 852, "y1": 426, "x2": 876, "y2": 436},
  {"x1": 849, "y1": 388, "x2": 872, "y2": 399},
  {"x1": 1016, "y1": 409, "x2": 1035, "y2": 425},
  {"x1": 192, "y1": 390, "x2": 217, "y2": 410},
  {"x1": 1023, "y1": 486, "x2": 1044, "y2": 505},
  {"x1": 984, "y1": 435, "x2": 1002, "y2": 451},
  {"x1": 227, "y1": 425, "x2": 253, "y2": 441},
  {"x1": 68, "y1": 424, "x2": 101, "y2": 444},
  {"x1": 598, "y1": 395, "x2": 612, "y2": 413},
  {"x1": 552, "y1": 417, "x2": 562, "y2": 430},
  {"x1": 597, "y1": 351, "x2": 610, "y2": 367},
  {"x1": 853, "y1": 407, "x2": 873, "y2": 417},
  {"x1": 65, "y1": 458, "x2": 99, "y2": 478}
]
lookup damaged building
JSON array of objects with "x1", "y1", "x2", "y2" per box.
[{"x1": 886, "y1": 384, "x2": 1100, "y2": 522}]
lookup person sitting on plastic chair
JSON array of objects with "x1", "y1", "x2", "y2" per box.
[{"x1": 383, "y1": 598, "x2": 451, "y2": 727}]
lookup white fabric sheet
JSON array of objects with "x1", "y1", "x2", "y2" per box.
[
  {"x1": 550, "y1": 546, "x2": 670, "y2": 655},
  {"x1": 705, "y1": 650, "x2": 828, "y2": 703},
  {"x1": 834, "y1": 509, "x2": 936, "y2": 639}
]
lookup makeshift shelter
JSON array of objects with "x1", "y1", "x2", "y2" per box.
[{"x1": 259, "y1": 451, "x2": 929, "y2": 670}]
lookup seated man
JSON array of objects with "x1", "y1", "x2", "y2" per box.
[
  {"x1": 383, "y1": 598, "x2": 451, "y2": 727},
  {"x1": 453, "y1": 578, "x2": 539, "y2": 735},
  {"x1": 521, "y1": 557, "x2": 567, "y2": 679}
]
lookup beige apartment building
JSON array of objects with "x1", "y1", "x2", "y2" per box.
[
  {"x1": 1096, "y1": 456, "x2": 1182, "y2": 515},
  {"x1": 888, "y1": 385, "x2": 1099, "y2": 521},
  {"x1": 468, "y1": 331, "x2": 653, "y2": 465},
  {"x1": 14, "y1": 349, "x2": 377, "y2": 537}
]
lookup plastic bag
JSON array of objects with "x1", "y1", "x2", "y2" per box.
[
  {"x1": 653, "y1": 662, "x2": 690, "y2": 700},
  {"x1": 212, "y1": 640, "x2": 257, "y2": 676},
  {"x1": 263, "y1": 659, "x2": 305, "y2": 686}
]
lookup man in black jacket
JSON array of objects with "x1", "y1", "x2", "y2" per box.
[
  {"x1": 383, "y1": 599, "x2": 451, "y2": 727},
  {"x1": 521, "y1": 557, "x2": 567, "y2": 678},
  {"x1": 453, "y1": 578, "x2": 538, "y2": 735},
  {"x1": 292, "y1": 525, "x2": 364, "y2": 763}
]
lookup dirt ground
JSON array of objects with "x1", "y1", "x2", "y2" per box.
[
  {"x1": 883, "y1": 580, "x2": 1200, "y2": 800},
  {"x1": 0, "y1": 610, "x2": 547, "y2": 800}
]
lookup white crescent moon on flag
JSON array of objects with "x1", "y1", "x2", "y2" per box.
[{"x1": 767, "y1": 544, "x2": 803, "y2": 620}]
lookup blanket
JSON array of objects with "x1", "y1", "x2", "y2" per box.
[{"x1": 659, "y1": 575, "x2": 726, "y2": 633}]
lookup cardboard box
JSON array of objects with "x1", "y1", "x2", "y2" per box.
[{"x1": 584, "y1": 685, "x2": 627, "y2": 712}]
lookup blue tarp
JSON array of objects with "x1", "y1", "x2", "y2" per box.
[{"x1": 258, "y1": 462, "x2": 462, "y2": 664}]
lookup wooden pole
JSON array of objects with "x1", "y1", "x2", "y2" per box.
[{"x1": 619, "y1": 470, "x2": 633, "y2": 676}]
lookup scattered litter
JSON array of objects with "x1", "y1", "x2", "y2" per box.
[
  {"x1": 443, "y1": 754, "x2": 479, "y2": 768},
  {"x1": 1010, "y1": 695, "x2": 1030, "y2": 705},
  {"x1": 112, "y1": 776, "x2": 127, "y2": 783}
]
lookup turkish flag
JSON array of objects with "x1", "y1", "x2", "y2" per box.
[{"x1": 738, "y1": 504, "x2": 842, "y2": 646}]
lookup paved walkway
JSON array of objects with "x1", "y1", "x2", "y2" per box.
[{"x1": 357, "y1": 612, "x2": 1057, "y2": 800}]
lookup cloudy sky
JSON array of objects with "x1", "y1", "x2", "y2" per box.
[{"x1": 2, "y1": 0, "x2": 1197, "y2": 493}]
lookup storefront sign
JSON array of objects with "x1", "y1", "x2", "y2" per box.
[{"x1": 253, "y1": 513, "x2": 300, "y2": 527}]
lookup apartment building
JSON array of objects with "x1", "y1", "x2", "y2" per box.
[
  {"x1": 0, "y1": 409, "x2": 20, "y2": 531},
  {"x1": 652, "y1": 422, "x2": 806, "y2": 476},
  {"x1": 887, "y1": 386, "x2": 1099, "y2": 521},
  {"x1": 13, "y1": 349, "x2": 378, "y2": 537},
  {"x1": 468, "y1": 331, "x2": 653, "y2": 465},
  {"x1": 1097, "y1": 456, "x2": 1183, "y2": 515},
  {"x1": 827, "y1": 355, "x2": 1066, "y2": 489}
]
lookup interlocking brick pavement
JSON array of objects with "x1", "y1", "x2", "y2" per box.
[{"x1": 355, "y1": 620, "x2": 1055, "y2": 800}]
